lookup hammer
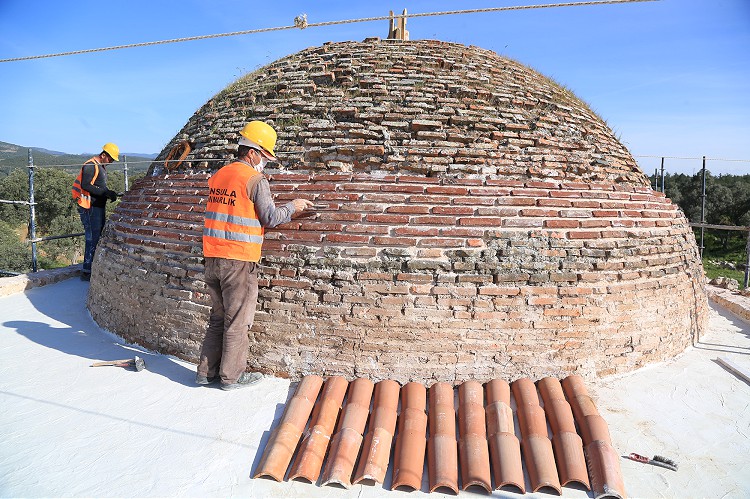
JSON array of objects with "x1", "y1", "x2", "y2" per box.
[{"x1": 91, "y1": 356, "x2": 146, "y2": 372}]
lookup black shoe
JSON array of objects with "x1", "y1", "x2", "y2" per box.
[
  {"x1": 221, "y1": 372, "x2": 262, "y2": 390},
  {"x1": 80, "y1": 273, "x2": 91, "y2": 281},
  {"x1": 195, "y1": 374, "x2": 220, "y2": 385}
]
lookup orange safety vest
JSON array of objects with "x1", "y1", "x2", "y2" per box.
[
  {"x1": 72, "y1": 158, "x2": 100, "y2": 209},
  {"x1": 203, "y1": 162, "x2": 264, "y2": 262}
]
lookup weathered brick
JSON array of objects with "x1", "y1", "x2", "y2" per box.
[
  {"x1": 568, "y1": 231, "x2": 601, "y2": 239},
  {"x1": 521, "y1": 208, "x2": 560, "y2": 217},
  {"x1": 387, "y1": 205, "x2": 430, "y2": 214},
  {"x1": 372, "y1": 236, "x2": 417, "y2": 246},
  {"x1": 345, "y1": 224, "x2": 389, "y2": 234},
  {"x1": 412, "y1": 215, "x2": 456, "y2": 225},
  {"x1": 538, "y1": 198, "x2": 572, "y2": 207},
  {"x1": 545, "y1": 220, "x2": 579, "y2": 229},
  {"x1": 432, "y1": 206, "x2": 475, "y2": 215},
  {"x1": 426, "y1": 186, "x2": 469, "y2": 195},
  {"x1": 365, "y1": 214, "x2": 410, "y2": 224},
  {"x1": 325, "y1": 233, "x2": 370, "y2": 243},
  {"x1": 458, "y1": 217, "x2": 504, "y2": 226}
]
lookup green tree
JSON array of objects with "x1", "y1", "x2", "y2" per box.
[
  {"x1": 664, "y1": 171, "x2": 750, "y2": 228},
  {"x1": 33, "y1": 168, "x2": 78, "y2": 233},
  {"x1": 0, "y1": 159, "x2": 145, "y2": 272},
  {"x1": 44, "y1": 213, "x2": 84, "y2": 266},
  {"x1": 718, "y1": 175, "x2": 750, "y2": 226},
  {"x1": 0, "y1": 221, "x2": 30, "y2": 273},
  {"x1": 0, "y1": 169, "x2": 29, "y2": 227},
  {"x1": 663, "y1": 173, "x2": 690, "y2": 209}
]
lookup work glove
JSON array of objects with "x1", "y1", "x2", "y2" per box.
[{"x1": 105, "y1": 189, "x2": 118, "y2": 201}]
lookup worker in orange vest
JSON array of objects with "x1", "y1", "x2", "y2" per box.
[
  {"x1": 72, "y1": 143, "x2": 120, "y2": 281},
  {"x1": 197, "y1": 121, "x2": 312, "y2": 390}
]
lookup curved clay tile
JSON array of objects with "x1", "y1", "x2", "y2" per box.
[
  {"x1": 585, "y1": 414, "x2": 613, "y2": 445},
  {"x1": 484, "y1": 379, "x2": 525, "y2": 493},
  {"x1": 511, "y1": 377, "x2": 541, "y2": 407},
  {"x1": 485, "y1": 378, "x2": 511, "y2": 406},
  {"x1": 561, "y1": 375, "x2": 611, "y2": 446},
  {"x1": 457, "y1": 380, "x2": 492, "y2": 493},
  {"x1": 538, "y1": 377, "x2": 590, "y2": 490},
  {"x1": 320, "y1": 377, "x2": 375, "y2": 488},
  {"x1": 537, "y1": 376, "x2": 567, "y2": 404},
  {"x1": 521, "y1": 434, "x2": 563, "y2": 495},
  {"x1": 518, "y1": 404, "x2": 549, "y2": 436},
  {"x1": 552, "y1": 432, "x2": 591, "y2": 489},
  {"x1": 569, "y1": 393, "x2": 600, "y2": 426},
  {"x1": 254, "y1": 375, "x2": 324, "y2": 481},
  {"x1": 561, "y1": 375, "x2": 599, "y2": 425},
  {"x1": 561, "y1": 375, "x2": 627, "y2": 499},
  {"x1": 288, "y1": 376, "x2": 349, "y2": 483},
  {"x1": 391, "y1": 382, "x2": 428, "y2": 491},
  {"x1": 586, "y1": 440, "x2": 628, "y2": 499},
  {"x1": 543, "y1": 399, "x2": 578, "y2": 434},
  {"x1": 353, "y1": 379, "x2": 400, "y2": 485},
  {"x1": 511, "y1": 378, "x2": 562, "y2": 495},
  {"x1": 427, "y1": 382, "x2": 458, "y2": 494}
]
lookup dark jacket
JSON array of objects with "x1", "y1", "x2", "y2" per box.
[{"x1": 80, "y1": 160, "x2": 109, "y2": 209}]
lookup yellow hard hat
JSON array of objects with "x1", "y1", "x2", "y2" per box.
[
  {"x1": 238, "y1": 121, "x2": 276, "y2": 158},
  {"x1": 102, "y1": 142, "x2": 120, "y2": 161}
]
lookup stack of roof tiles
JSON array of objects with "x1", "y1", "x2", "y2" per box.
[
  {"x1": 88, "y1": 38, "x2": 707, "y2": 383},
  {"x1": 255, "y1": 374, "x2": 626, "y2": 498}
]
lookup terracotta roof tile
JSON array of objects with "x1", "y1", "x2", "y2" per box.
[
  {"x1": 485, "y1": 379, "x2": 525, "y2": 493},
  {"x1": 562, "y1": 375, "x2": 626, "y2": 499},
  {"x1": 353, "y1": 379, "x2": 400, "y2": 485},
  {"x1": 320, "y1": 378, "x2": 374, "y2": 488},
  {"x1": 256, "y1": 374, "x2": 625, "y2": 496},
  {"x1": 288, "y1": 375, "x2": 348, "y2": 483},
  {"x1": 511, "y1": 378, "x2": 562, "y2": 494},
  {"x1": 585, "y1": 440, "x2": 627, "y2": 499},
  {"x1": 427, "y1": 382, "x2": 459, "y2": 494},
  {"x1": 391, "y1": 382, "x2": 428, "y2": 490},
  {"x1": 538, "y1": 377, "x2": 590, "y2": 489},
  {"x1": 253, "y1": 375, "x2": 324, "y2": 481},
  {"x1": 457, "y1": 380, "x2": 492, "y2": 492}
]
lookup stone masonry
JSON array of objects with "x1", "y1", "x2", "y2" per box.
[{"x1": 88, "y1": 39, "x2": 708, "y2": 384}]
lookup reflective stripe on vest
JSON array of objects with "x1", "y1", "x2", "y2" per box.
[
  {"x1": 72, "y1": 159, "x2": 100, "y2": 209},
  {"x1": 202, "y1": 162, "x2": 264, "y2": 262}
]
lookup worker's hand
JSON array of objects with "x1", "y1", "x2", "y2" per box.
[
  {"x1": 291, "y1": 199, "x2": 314, "y2": 213},
  {"x1": 105, "y1": 189, "x2": 118, "y2": 202}
]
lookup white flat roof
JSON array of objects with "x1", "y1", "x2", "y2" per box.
[{"x1": 1, "y1": 278, "x2": 748, "y2": 498}]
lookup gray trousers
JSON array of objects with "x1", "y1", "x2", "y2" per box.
[{"x1": 197, "y1": 257, "x2": 258, "y2": 384}]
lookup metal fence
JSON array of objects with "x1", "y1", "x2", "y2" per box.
[
  {"x1": 690, "y1": 223, "x2": 750, "y2": 288},
  {"x1": 0, "y1": 148, "x2": 134, "y2": 275},
  {"x1": 647, "y1": 155, "x2": 750, "y2": 287},
  {"x1": 2, "y1": 150, "x2": 749, "y2": 287}
]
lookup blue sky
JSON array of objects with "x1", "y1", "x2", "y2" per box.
[{"x1": 0, "y1": 0, "x2": 748, "y2": 175}]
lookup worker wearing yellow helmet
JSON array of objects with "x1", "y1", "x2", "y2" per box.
[
  {"x1": 197, "y1": 121, "x2": 312, "y2": 390},
  {"x1": 72, "y1": 142, "x2": 121, "y2": 281}
]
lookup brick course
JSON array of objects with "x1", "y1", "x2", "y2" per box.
[{"x1": 88, "y1": 39, "x2": 707, "y2": 383}]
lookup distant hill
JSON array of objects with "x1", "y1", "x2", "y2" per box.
[{"x1": 0, "y1": 141, "x2": 156, "y2": 176}]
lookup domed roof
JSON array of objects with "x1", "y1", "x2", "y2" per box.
[
  {"x1": 90, "y1": 39, "x2": 707, "y2": 383},
  {"x1": 153, "y1": 38, "x2": 645, "y2": 186}
]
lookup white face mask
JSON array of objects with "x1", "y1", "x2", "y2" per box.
[{"x1": 250, "y1": 149, "x2": 268, "y2": 172}]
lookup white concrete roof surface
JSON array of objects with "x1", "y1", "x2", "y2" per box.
[{"x1": 1, "y1": 277, "x2": 749, "y2": 498}]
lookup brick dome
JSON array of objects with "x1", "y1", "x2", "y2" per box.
[{"x1": 88, "y1": 39, "x2": 708, "y2": 383}]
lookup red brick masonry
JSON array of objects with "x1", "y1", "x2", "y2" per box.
[
  {"x1": 87, "y1": 39, "x2": 707, "y2": 382},
  {"x1": 89, "y1": 172, "x2": 707, "y2": 382}
]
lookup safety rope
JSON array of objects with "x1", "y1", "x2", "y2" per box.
[{"x1": 0, "y1": 0, "x2": 658, "y2": 63}]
